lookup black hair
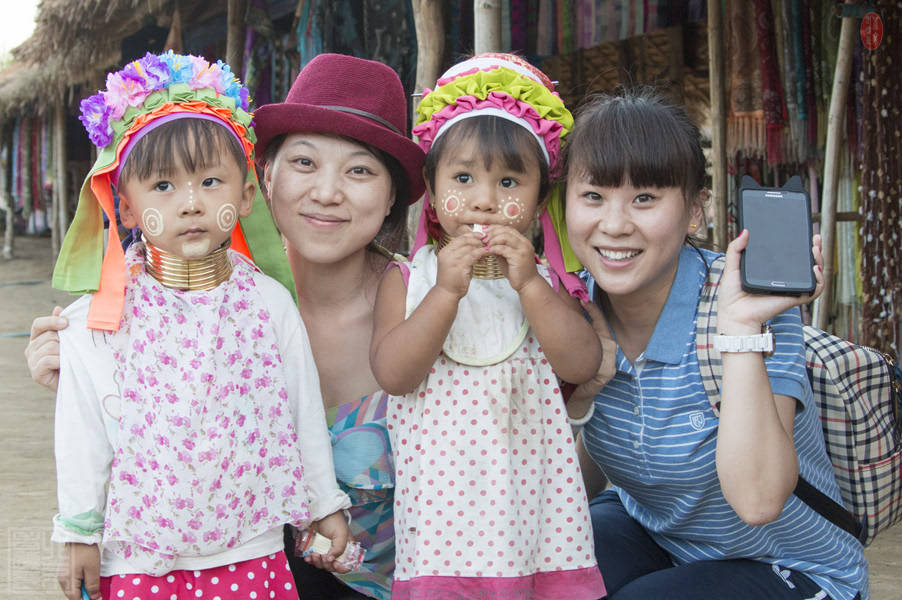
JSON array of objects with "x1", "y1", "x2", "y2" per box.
[
  {"x1": 262, "y1": 133, "x2": 409, "y2": 254},
  {"x1": 423, "y1": 116, "x2": 550, "y2": 202},
  {"x1": 119, "y1": 118, "x2": 248, "y2": 185},
  {"x1": 562, "y1": 89, "x2": 707, "y2": 206}
]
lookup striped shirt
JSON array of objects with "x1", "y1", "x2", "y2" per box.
[{"x1": 581, "y1": 246, "x2": 868, "y2": 600}]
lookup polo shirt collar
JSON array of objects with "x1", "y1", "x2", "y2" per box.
[
  {"x1": 642, "y1": 246, "x2": 706, "y2": 364},
  {"x1": 586, "y1": 246, "x2": 706, "y2": 367}
]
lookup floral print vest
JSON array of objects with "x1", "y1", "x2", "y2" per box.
[{"x1": 103, "y1": 244, "x2": 311, "y2": 575}]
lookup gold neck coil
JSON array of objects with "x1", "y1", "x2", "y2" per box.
[
  {"x1": 143, "y1": 241, "x2": 232, "y2": 291},
  {"x1": 437, "y1": 233, "x2": 504, "y2": 280}
]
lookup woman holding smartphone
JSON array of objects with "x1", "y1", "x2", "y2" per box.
[{"x1": 564, "y1": 91, "x2": 868, "y2": 600}]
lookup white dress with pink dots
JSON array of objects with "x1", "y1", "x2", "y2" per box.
[{"x1": 388, "y1": 246, "x2": 605, "y2": 600}]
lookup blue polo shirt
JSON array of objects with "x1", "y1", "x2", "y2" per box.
[{"x1": 581, "y1": 246, "x2": 869, "y2": 600}]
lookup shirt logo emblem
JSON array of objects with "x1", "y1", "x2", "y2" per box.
[{"x1": 689, "y1": 411, "x2": 706, "y2": 431}]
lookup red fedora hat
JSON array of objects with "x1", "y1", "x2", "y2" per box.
[{"x1": 254, "y1": 53, "x2": 425, "y2": 203}]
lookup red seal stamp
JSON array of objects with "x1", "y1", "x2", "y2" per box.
[{"x1": 860, "y1": 12, "x2": 883, "y2": 51}]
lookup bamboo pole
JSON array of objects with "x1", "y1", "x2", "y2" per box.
[
  {"x1": 706, "y1": 0, "x2": 727, "y2": 252},
  {"x1": 474, "y1": 1, "x2": 502, "y2": 54},
  {"x1": 413, "y1": 0, "x2": 445, "y2": 97},
  {"x1": 408, "y1": 0, "x2": 445, "y2": 249},
  {"x1": 813, "y1": 5, "x2": 857, "y2": 330},
  {"x1": 226, "y1": 0, "x2": 247, "y2": 76},
  {"x1": 53, "y1": 100, "x2": 68, "y2": 261}
]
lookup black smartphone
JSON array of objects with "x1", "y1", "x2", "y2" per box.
[{"x1": 738, "y1": 179, "x2": 815, "y2": 296}]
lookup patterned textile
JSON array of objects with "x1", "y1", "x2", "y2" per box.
[
  {"x1": 389, "y1": 246, "x2": 604, "y2": 599},
  {"x1": 103, "y1": 245, "x2": 311, "y2": 575},
  {"x1": 754, "y1": 0, "x2": 785, "y2": 164},
  {"x1": 799, "y1": 0, "x2": 817, "y2": 152},
  {"x1": 100, "y1": 552, "x2": 298, "y2": 600},
  {"x1": 20, "y1": 117, "x2": 31, "y2": 218},
  {"x1": 861, "y1": 0, "x2": 902, "y2": 355},
  {"x1": 361, "y1": 0, "x2": 417, "y2": 92},
  {"x1": 510, "y1": 0, "x2": 527, "y2": 51},
  {"x1": 296, "y1": 0, "x2": 323, "y2": 68},
  {"x1": 696, "y1": 255, "x2": 902, "y2": 546},
  {"x1": 326, "y1": 392, "x2": 395, "y2": 600},
  {"x1": 243, "y1": 0, "x2": 275, "y2": 106},
  {"x1": 294, "y1": 0, "x2": 415, "y2": 97}
]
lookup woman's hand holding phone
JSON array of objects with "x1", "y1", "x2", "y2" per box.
[{"x1": 719, "y1": 231, "x2": 824, "y2": 333}]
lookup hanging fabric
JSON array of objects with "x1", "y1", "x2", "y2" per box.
[
  {"x1": 361, "y1": 0, "x2": 416, "y2": 92},
  {"x1": 860, "y1": 0, "x2": 901, "y2": 354},
  {"x1": 510, "y1": 0, "x2": 527, "y2": 52},
  {"x1": 725, "y1": 1, "x2": 764, "y2": 157},
  {"x1": 243, "y1": 0, "x2": 275, "y2": 106},
  {"x1": 754, "y1": 0, "x2": 786, "y2": 165},
  {"x1": 20, "y1": 118, "x2": 32, "y2": 220}
]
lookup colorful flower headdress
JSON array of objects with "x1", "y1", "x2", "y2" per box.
[
  {"x1": 79, "y1": 51, "x2": 250, "y2": 148},
  {"x1": 412, "y1": 53, "x2": 585, "y2": 300},
  {"x1": 54, "y1": 52, "x2": 294, "y2": 331}
]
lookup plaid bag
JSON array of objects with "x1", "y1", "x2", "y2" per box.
[{"x1": 696, "y1": 255, "x2": 902, "y2": 546}]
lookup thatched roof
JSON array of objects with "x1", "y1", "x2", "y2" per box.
[
  {"x1": 13, "y1": 0, "x2": 175, "y2": 85},
  {"x1": 0, "y1": 62, "x2": 49, "y2": 119},
  {"x1": 0, "y1": 0, "x2": 217, "y2": 119}
]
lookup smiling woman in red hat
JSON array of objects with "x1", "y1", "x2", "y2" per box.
[
  {"x1": 253, "y1": 53, "x2": 425, "y2": 600},
  {"x1": 26, "y1": 53, "x2": 426, "y2": 600}
]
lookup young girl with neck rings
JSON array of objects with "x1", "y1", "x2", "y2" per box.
[
  {"x1": 51, "y1": 52, "x2": 351, "y2": 600},
  {"x1": 370, "y1": 53, "x2": 605, "y2": 600},
  {"x1": 566, "y1": 90, "x2": 868, "y2": 600},
  {"x1": 27, "y1": 53, "x2": 429, "y2": 600}
]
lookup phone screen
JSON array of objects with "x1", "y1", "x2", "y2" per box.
[{"x1": 740, "y1": 189, "x2": 814, "y2": 294}]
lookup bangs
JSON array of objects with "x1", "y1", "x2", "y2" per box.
[
  {"x1": 120, "y1": 119, "x2": 247, "y2": 184},
  {"x1": 424, "y1": 115, "x2": 550, "y2": 199},
  {"x1": 436, "y1": 116, "x2": 545, "y2": 174},
  {"x1": 565, "y1": 93, "x2": 706, "y2": 199}
]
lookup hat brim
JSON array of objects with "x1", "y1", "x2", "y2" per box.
[{"x1": 254, "y1": 103, "x2": 426, "y2": 204}]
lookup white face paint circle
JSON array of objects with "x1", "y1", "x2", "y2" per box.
[
  {"x1": 440, "y1": 191, "x2": 464, "y2": 216},
  {"x1": 502, "y1": 197, "x2": 525, "y2": 223},
  {"x1": 141, "y1": 208, "x2": 165, "y2": 237},
  {"x1": 216, "y1": 204, "x2": 238, "y2": 232}
]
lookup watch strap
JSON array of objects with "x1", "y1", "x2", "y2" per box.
[{"x1": 712, "y1": 325, "x2": 775, "y2": 354}]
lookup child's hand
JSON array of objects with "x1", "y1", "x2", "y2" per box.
[
  {"x1": 567, "y1": 300, "x2": 618, "y2": 422},
  {"x1": 482, "y1": 225, "x2": 541, "y2": 293},
  {"x1": 304, "y1": 511, "x2": 353, "y2": 573},
  {"x1": 718, "y1": 231, "x2": 824, "y2": 333},
  {"x1": 57, "y1": 542, "x2": 100, "y2": 600},
  {"x1": 436, "y1": 233, "x2": 488, "y2": 299}
]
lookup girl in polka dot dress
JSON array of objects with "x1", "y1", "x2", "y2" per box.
[{"x1": 370, "y1": 54, "x2": 606, "y2": 600}]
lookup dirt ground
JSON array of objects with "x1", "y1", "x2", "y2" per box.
[{"x1": 0, "y1": 235, "x2": 899, "y2": 599}]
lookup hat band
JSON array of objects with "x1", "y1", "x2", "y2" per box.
[{"x1": 321, "y1": 105, "x2": 401, "y2": 135}]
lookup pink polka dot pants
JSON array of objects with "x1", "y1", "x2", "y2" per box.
[{"x1": 99, "y1": 552, "x2": 298, "y2": 600}]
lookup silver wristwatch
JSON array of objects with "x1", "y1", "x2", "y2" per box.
[{"x1": 712, "y1": 325, "x2": 775, "y2": 356}]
